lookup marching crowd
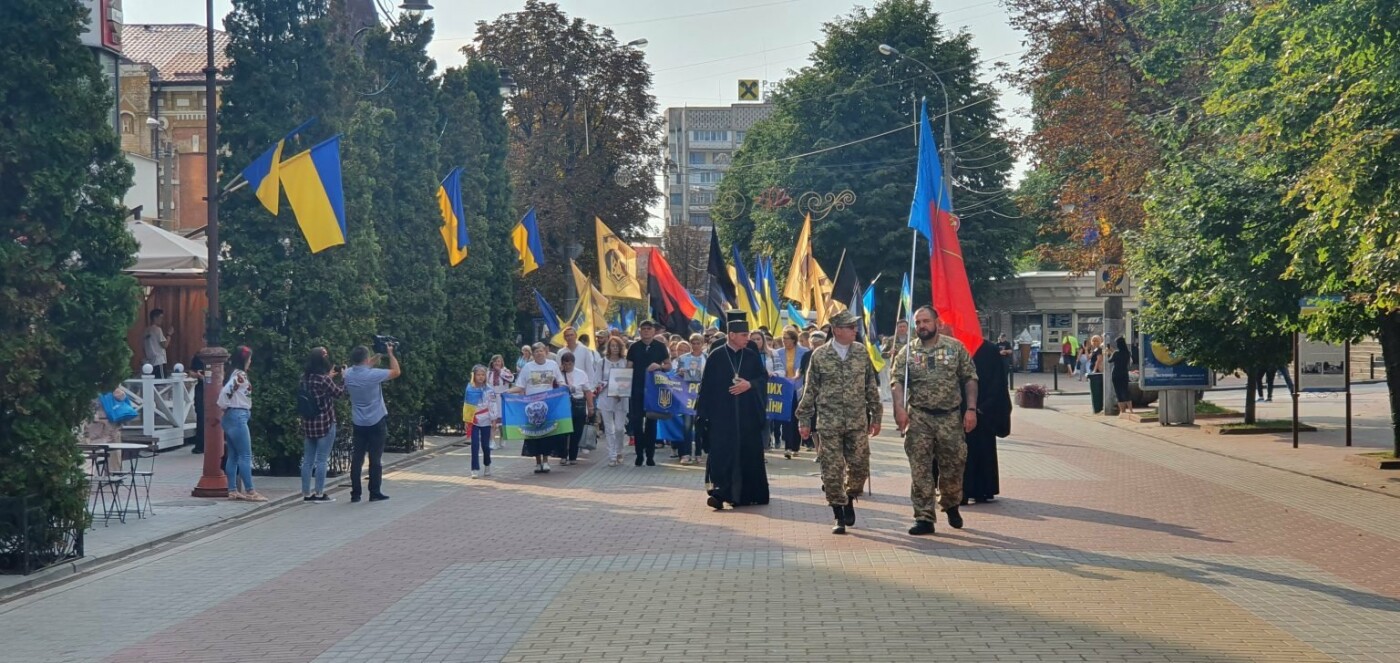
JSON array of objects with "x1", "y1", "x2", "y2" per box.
[{"x1": 181, "y1": 306, "x2": 1007, "y2": 537}]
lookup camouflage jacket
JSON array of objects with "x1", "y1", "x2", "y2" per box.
[
  {"x1": 795, "y1": 342, "x2": 882, "y2": 431},
  {"x1": 890, "y1": 334, "x2": 976, "y2": 412}
]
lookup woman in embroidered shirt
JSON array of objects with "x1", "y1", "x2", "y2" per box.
[
  {"x1": 220, "y1": 345, "x2": 266, "y2": 502},
  {"x1": 487, "y1": 354, "x2": 513, "y2": 448},
  {"x1": 464, "y1": 365, "x2": 494, "y2": 478}
]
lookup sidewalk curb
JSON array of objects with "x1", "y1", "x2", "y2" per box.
[
  {"x1": 1053, "y1": 407, "x2": 1400, "y2": 501},
  {"x1": 0, "y1": 435, "x2": 463, "y2": 603}
]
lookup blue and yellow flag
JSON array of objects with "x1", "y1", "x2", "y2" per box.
[
  {"x1": 512, "y1": 208, "x2": 545, "y2": 275},
  {"x1": 861, "y1": 283, "x2": 887, "y2": 372},
  {"x1": 279, "y1": 135, "x2": 346, "y2": 253},
  {"x1": 786, "y1": 302, "x2": 808, "y2": 329},
  {"x1": 437, "y1": 167, "x2": 469, "y2": 267},
  {"x1": 898, "y1": 272, "x2": 913, "y2": 323},
  {"x1": 240, "y1": 118, "x2": 316, "y2": 215},
  {"x1": 730, "y1": 244, "x2": 760, "y2": 327},
  {"x1": 533, "y1": 289, "x2": 563, "y2": 338}
]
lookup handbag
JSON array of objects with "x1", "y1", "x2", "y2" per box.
[
  {"x1": 99, "y1": 391, "x2": 139, "y2": 424},
  {"x1": 580, "y1": 423, "x2": 598, "y2": 450}
]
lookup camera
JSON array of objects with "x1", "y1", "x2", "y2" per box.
[{"x1": 373, "y1": 334, "x2": 402, "y2": 355}]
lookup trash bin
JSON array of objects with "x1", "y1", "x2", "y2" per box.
[{"x1": 1088, "y1": 373, "x2": 1104, "y2": 413}]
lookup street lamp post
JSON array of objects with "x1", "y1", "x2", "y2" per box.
[
  {"x1": 192, "y1": 0, "x2": 229, "y2": 497},
  {"x1": 878, "y1": 43, "x2": 954, "y2": 198}
]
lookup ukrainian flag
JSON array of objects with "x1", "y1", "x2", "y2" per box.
[
  {"x1": 279, "y1": 135, "x2": 346, "y2": 253},
  {"x1": 512, "y1": 208, "x2": 545, "y2": 275},
  {"x1": 437, "y1": 167, "x2": 469, "y2": 267},
  {"x1": 240, "y1": 118, "x2": 316, "y2": 215},
  {"x1": 862, "y1": 284, "x2": 887, "y2": 372},
  {"x1": 730, "y1": 244, "x2": 760, "y2": 327}
]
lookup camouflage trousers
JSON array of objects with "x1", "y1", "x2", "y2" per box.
[
  {"x1": 903, "y1": 410, "x2": 966, "y2": 522},
  {"x1": 816, "y1": 429, "x2": 870, "y2": 506}
]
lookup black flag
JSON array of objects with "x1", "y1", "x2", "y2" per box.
[{"x1": 706, "y1": 227, "x2": 738, "y2": 322}]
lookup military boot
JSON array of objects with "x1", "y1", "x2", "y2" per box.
[
  {"x1": 908, "y1": 520, "x2": 935, "y2": 536},
  {"x1": 831, "y1": 505, "x2": 846, "y2": 534},
  {"x1": 945, "y1": 507, "x2": 964, "y2": 529},
  {"x1": 842, "y1": 498, "x2": 856, "y2": 527}
]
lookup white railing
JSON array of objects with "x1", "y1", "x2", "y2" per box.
[{"x1": 121, "y1": 365, "x2": 197, "y2": 444}]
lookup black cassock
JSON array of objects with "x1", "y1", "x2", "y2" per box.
[
  {"x1": 964, "y1": 342, "x2": 1012, "y2": 501},
  {"x1": 697, "y1": 344, "x2": 770, "y2": 506}
]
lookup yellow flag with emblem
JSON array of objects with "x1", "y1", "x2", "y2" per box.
[{"x1": 595, "y1": 217, "x2": 641, "y2": 299}]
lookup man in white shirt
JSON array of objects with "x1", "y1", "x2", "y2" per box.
[
  {"x1": 142, "y1": 308, "x2": 171, "y2": 378},
  {"x1": 563, "y1": 327, "x2": 600, "y2": 385}
]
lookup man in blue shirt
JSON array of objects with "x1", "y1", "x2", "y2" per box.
[{"x1": 344, "y1": 343, "x2": 401, "y2": 502}]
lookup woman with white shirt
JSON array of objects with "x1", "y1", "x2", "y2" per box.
[
  {"x1": 597, "y1": 336, "x2": 630, "y2": 466},
  {"x1": 218, "y1": 345, "x2": 267, "y2": 502},
  {"x1": 512, "y1": 343, "x2": 567, "y2": 473},
  {"x1": 487, "y1": 354, "x2": 513, "y2": 448},
  {"x1": 558, "y1": 351, "x2": 595, "y2": 466}
]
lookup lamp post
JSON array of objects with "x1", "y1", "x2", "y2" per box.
[
  {"x1": 192, "y1": 0, "x2": 228, "y2": 497},
  {"x1": 878, "y1": 43, "x2": 954, "y2": 197}
]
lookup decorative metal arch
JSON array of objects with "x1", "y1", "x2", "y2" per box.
[{"x1": 797, "y1": 189, "x2": 857, "y2": 221}]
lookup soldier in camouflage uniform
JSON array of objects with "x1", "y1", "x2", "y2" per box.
[
  {"x1": 890, "y1": 306, "x2": 978, "y2": 536},
  {"x1": 796, "y1": 310, "x2": 882, "y2": 534}
]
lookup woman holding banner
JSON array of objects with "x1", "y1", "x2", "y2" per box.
[
  {"x1": 773, "y1": 328, "x2": 808, "y2": 457},
  {"x1": 512, "y1": 343, "x2": 568, "y2": 474},
  {"x1": 598, "y1": 337, "x2": 630, "y2": 466}
]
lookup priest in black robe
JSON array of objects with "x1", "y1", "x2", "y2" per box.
[
  {"x1": 962, "y1": 340, "x2": 1011, "y2": 503},
  {"x1": 697, "y1": 311, "x2": 770, "y2": 509}
]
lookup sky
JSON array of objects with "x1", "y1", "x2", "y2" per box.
[{"x1": 123, "y1": 0, "x2": 1031, "y2": 222}]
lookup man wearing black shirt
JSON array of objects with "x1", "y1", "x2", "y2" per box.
[{"x1": 627, "y1": 319, "x2": 672, "y2": 466}]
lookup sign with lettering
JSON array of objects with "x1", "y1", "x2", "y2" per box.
[{"x1": 766, "y1": 376, "x2": 795, "y2": 422}]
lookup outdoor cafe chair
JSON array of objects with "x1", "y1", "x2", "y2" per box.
[
  {"x1": 82, "y1": 446, "x2": 126, "y2": 527},
  {"x1": 111, "y1": 441, "x2": 159, "y2": 518}
]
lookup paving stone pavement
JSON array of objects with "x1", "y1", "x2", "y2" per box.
[{"x1": 3, "y1": 406, "x2": 1400, "y2": 662}]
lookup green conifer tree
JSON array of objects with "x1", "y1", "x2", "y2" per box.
[
  {"x1": 0, "y1": 0, "x2": 140, "y2": 549},
  {"x1": 220, "y1": 0, "x2": 385, "y2": 471}
]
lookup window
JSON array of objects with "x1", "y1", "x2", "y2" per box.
[
  {"x1": 689, "y1": 130, "x2": 728, "y2": 142},
  {"x1": 735, "y1": 131, "x2": 747, "y2": 143},
  {"x1": 691, "y1": 171, "x2": 724, "y2": 184},
  {"x1": 690, "y1": 214, "x2": 712, "y2": 227},
  {"x1": 688, "y1": 151, "x2": 706, "y2": 165},
  {"x1": 670, "y1": 193, "x2": 683, "y2": 206},
  {"x1": 175, "y1": 97, "x2": 190, "y2": 108},
  {"x1": 119, "y1": 112, "x2": 135, "y2": 134},
  {"x1": 691, "y1": 191, "x2": 715, "y2": 205}
]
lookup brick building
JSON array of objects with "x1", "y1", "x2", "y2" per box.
[{"x1": 118, "y1": 24, "x2": 230, "y2": 232}]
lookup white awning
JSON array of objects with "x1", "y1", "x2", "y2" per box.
[{"x1": 126, "y1": 219, "x2": 208, "y2": 273}]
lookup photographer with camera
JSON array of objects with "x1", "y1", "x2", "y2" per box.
[{"x1": 344, "y1": 339, "x2": 401, "y2": 503}]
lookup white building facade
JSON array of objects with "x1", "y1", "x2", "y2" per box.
[{"x1": 662, "y1": 103, "x2": 774, "y2": 228}]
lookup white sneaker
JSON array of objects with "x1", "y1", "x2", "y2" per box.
[
  {"x1": 484, "y1": 466, "x2": 493, "y2": 477},
  {"x1": 541, "y1": 462, "x2": 551, "y2": 473},
  {"x1": 581, "y1": 449, "x2": 590, "y2": 457},
  {"x1": 470, "y1": 470, "x2": 480, "y2": 479}
]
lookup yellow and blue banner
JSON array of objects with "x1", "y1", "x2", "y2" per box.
[
  {"x1": 512, "y1": 208, "x2": 545, "y2": 274},
  {"x1": 240, "y1": 117, "x2": 316, "y2": 215},
  {"x1": 501, "y1": 387, "x2": 574, "y2": 439},
  {"x1": 279, "y1": 135, "x2": 346, "y2": 253},
  {"x1": 437, "y1": 167, "x2": 469, "y2": 267}
]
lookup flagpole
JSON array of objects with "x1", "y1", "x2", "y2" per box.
[{"x1": 902, "y1": 230, "x2": 917, "y2": 411}]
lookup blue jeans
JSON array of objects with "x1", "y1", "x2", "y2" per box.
[
  {"x1": 471, "y1": 424, "x2": 492, "y2": 471},
  {"x1": 301, "y1": 424, "x2": 337, "y2": 494},
  {"x1": 222, "y1": 408, "x2": 254, "y2": 493}
]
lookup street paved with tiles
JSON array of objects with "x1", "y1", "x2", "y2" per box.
[{"x1": 4, "y1": 405, "x2": 1400, "y2": 662}]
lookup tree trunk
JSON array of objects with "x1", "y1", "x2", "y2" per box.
[
  {"x1": 1243, "y1": 368, "x2": 1259, "y2": 425},
  {"x1": 1379, "y1": 311, "x2": 1400, "y2": 457}
]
